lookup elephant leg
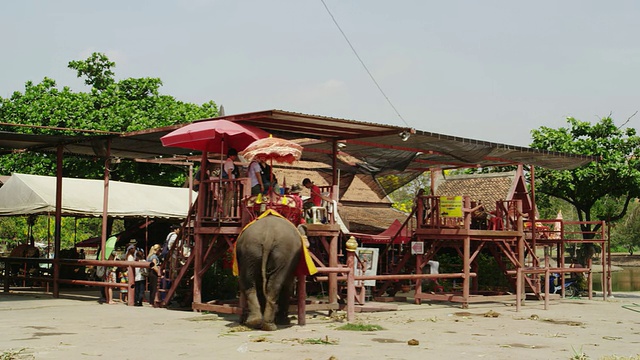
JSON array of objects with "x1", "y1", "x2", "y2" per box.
[
  {"x1": 237, "y1": 245, "x2": 264, "y2": 329},
  {"x1": 275, "y1": 277, "x2": 294, "y2": 325},
  {"x1": 243, "y1": 288, "x2": 263, "y2": 329},
  {"x1": 239, "y1": 291, "x2": 247, "y2": 324},
  {"x1": 261, "y1": 292, "x2": 279, "y2": 331},
  {"x1": 262, "y1": 269, "x2": 296, "y2": 330}
]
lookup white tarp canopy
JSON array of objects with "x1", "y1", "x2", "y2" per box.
[{"x1": 0, "y1": 173, "x2": 194, "y2": 219}]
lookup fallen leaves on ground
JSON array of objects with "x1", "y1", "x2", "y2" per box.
[
  {"x1": 602, "y1": 336, "x2": 622, "y2": 340},
  {"x1": 540, "y1": 318, "x2": 584, "y2": 327},
  {"x1": 282, "y1": 335, "x2": 339, "y2": 345},
  {"x1": 484, "y1": 310, "x2": 500, "y2": 317},
  {"x1": 228, "y1": 325, "x2": 252, "y2": 332}
]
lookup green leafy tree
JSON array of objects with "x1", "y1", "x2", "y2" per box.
[
  {"x1": 463, "y1": 165, "x2": 518, "y2": 174},
  {"x1": 68, "y1": 52, "x2": 116, "y2": 91},
  {"x1": 389, "y1": 171, "x2": 431, "y2": 213},
  {"x1": 609, "y1": 201, "x2": 640, "y2": 255},
  {"x1": 0, "y1": 52, "x2": 219, "y2": 248},
  {"x1": 530, "y1": 116, "x2": 640, "y2": 260},
  {"x1": 0, "y1": 52, "x2": 218, "y2": 184}
]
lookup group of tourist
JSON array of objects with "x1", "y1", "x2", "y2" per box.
[
  {"x1": 193, "y1": 148, "x2": 277, "y2": 218},
  {"x1": 98, "y1": 230, "x2": 173, "y2": 307},
  {"x1": 193, "y1": 148, "x2": 331, "y2": 213},
  {"x1": 94, "y1": 149, "x2": 334, "y2": 306}
]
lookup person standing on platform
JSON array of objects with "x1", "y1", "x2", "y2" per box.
[
  {"x1": 221, "y1": 148, "x2": 239, "y2": 218},
  {"x1": 193, "y1": 161, "x2": 215, "y2": 192},
  {"x1": 248, "y1": 159, "x2": 265, "y2": 196}
]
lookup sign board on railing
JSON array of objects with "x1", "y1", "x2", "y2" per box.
[
  {"x1": 411, "y1": 241, "x2": 424, "y2": 255},
  {"x1": 355, "y1": 247, "x2": 379, "y2": 287},
  {"x1": 439, "y1": 196, "x2": 462, "y2": 217}
]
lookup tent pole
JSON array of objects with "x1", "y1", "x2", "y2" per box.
[
  {"x1": 47, "y1": 215, "x2": 51, "y2": 258},
  {"x1": 331, "y1": 140, "x2": 338, "y2": 185},
  {"x1": 193, "y1": 150, "x2": 208, "y2": 305},
  {"x1": 145, "y1": 216, "x2": 149, "y2": 255},
  {"x1": 53, "y1": 145, "x2": 63, "y2": 297},
  {"x1": 430, "y1": 168, "x2": 437, "y2": 195},
  {"x1": 188, "y1": 163, "x2": 193, "y2": 208},
  {"x1": 100, "y1": 139, "x2": 112, "y2": 261}
]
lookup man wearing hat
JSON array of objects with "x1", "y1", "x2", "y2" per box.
[
  {"x1": 161, "y1": 225, "x2": 180, "y2": 261},
  {"x1": 126, "y1": 239, "x2": 138, "y2": 254}
]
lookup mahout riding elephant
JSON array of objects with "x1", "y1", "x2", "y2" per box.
[{"x1": 235, "y1": 210, "x2": 315, "y2": 331}]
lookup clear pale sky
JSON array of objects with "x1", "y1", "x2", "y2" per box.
[{"x1": 2, "y1": 1, "x2": 639, "y2": 146}]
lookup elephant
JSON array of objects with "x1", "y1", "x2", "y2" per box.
[
  {"x1": 8, "y1": 244, "x2": 41, "y2": 284},
  {"x1": 9, "y1": 243, "x2": 40, "y2": 258},
  {"x1": 235, "y1": 212, "x2": 311, "y2": 331}
]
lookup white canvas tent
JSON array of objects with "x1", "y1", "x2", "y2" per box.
[{"x1": 0, "y1": 173, "x2": 194, "y2": 219}]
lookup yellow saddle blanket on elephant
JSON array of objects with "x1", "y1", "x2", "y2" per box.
[{"x1": 232, "y1": 209, "x2": 318, "y2": 276}]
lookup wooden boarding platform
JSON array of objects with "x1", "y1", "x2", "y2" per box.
[
  {"x1": 373, "y1": 296, "x2": 409, "y2": 303},
  {"x1": 193, "y1": 301, "x2": 242, "y2": 315},
  {"x1": 351, "y1": 301, "x2": 399, "y2": 313},
  {"x1": 193, "y1": 298, "x2": 341, "y2": 315}
]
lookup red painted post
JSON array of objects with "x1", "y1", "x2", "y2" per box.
[
  {"x1": 53, "y1": 145, "x2": 63, "y2": 298},
  {"x1": 416, "y1": 191, "x2": 424, "y2": 228},
  {"x1": 462, "y1": 197, "x2": 471, "y2": 309},
  {"x1": 193, "y1": 151, "x2": 207, "y2": 307},
  {"x1": 128, "y1": 265, "x2": 135, "y2": 306},
  {"x1": 516, "y1": 267, "x2": 522, "y2": 312},
  {"x1": 415, "y1": 254, "x2": 423, "y2": 305},
  {"x1": 329, "y1": 234, "x2": 338, "y2": 307},
  {"x1": 587, "y1": 257, "x2": 593, "y2": 300},
  {"x1": 544, "y1": 268, "x2": 550, "y2": 310},
  {"x1": 517, "y1": 200, "x2": 525, "y2": 307},
  {"x1": 297, "y1": 274, "x2": 306, "y2": 325}
]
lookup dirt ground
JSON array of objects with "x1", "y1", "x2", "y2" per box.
[
  {"x1": 0, "y1": 254, "x2": 637, "y2": 360},
  {"x1": 1, "y1": 288, "x2": 640, "y2": 360}
]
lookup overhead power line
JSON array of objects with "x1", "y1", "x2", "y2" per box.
[{"x1": 319, "y1": 0, "x2": 410, "y2": 128}]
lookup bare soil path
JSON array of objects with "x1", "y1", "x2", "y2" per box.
[{"x1": 1, "y1": 289, "x2": 639, "y2": 360}]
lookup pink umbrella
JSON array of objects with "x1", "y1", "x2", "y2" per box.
[
  {"x1": 241, "y1": 136, "x2": 303, "y2": 195},
  {"x1": 160, "y1": 119, "x2": 269, "y2": 153},
  {"x1": 162, "y1": 120, "x2": 270, "y2": 216},
  {"x1": 240, "y1": 137, "x2": 303, "y2": 164}
]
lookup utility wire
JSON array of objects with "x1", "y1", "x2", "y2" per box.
[{"x1": 319, "y1": 0, "x2": 410, "y2": 128}]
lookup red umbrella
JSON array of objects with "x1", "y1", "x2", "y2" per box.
[
  {"x1": 240, "y1": 137, "x2": 303, "y2": 164},
  {"x1": 160, "y1": 119, "x2": 269, "y2": 153}
]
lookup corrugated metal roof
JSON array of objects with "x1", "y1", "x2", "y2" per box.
[{"x1": 1, "y1": 109, "x2": 597, "y2": 194}]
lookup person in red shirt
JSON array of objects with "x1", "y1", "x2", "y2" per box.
[{"x1": 302, "y1": 178, "x2": 331, "y2": 210}]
